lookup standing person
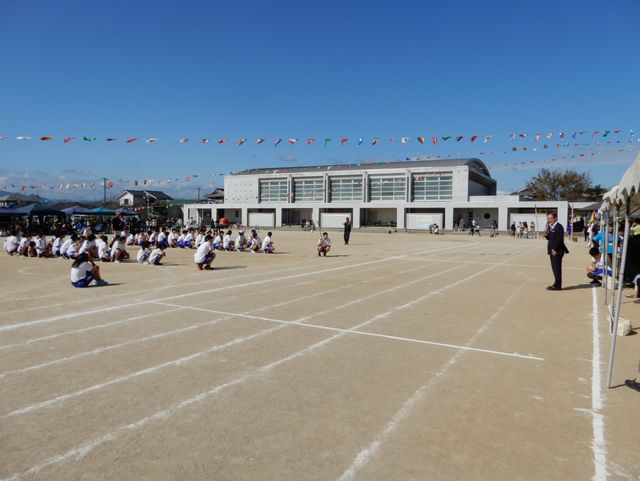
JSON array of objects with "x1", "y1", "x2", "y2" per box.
[
  {"x1": 343, "y1": 217, "x2": 352, "y2": 245},
  {"x1": 317, "y1": 232, "x2": 332, "y2": 257},
  {"x1": 544, "y1": 211, "x2": 569, "y2": 291}
]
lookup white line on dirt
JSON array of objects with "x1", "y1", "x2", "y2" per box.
[{"x1": 590, "y1": 287, "x2": 608, "y2": 481}]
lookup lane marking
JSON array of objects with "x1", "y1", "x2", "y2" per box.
[{"x1": 591, "y1": 286, "x2": 608, "y2": 481}]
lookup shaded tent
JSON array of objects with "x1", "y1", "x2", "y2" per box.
[
  {"x1": 599, "y1": 151, "x2": 640, "y2": 388},
  {"x1": 91, "y1": 207, "x2": 116, "y2": 215},
  {"x1": 0, "y1": 206, "x2": 25, "y2": 216},
  {"x1": 62, "y1": 205, "x2": 93, "y2": 215},
  {"x1": 13, "y1": 203, "x2": 63, "y2": 217},
  {"x1": 115, "y1": 208, "x2": 138, "y2": 216}
]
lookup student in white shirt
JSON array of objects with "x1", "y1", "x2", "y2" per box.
[
  {"x1": 168, "y1": 229, "x2": 178, "y2": 248},
  {"x1": 223, "y1": 230, "x2": 235, "y2": 251},
  {"x1": 262, "y1": 232, "x2": 274, "y2": 253},
  {"x1": 317, "y1": 232, "x2": 332, "y2": 257},
  {"x1": 126, "y1": 233, "x2": 135, "y2": 246},
  {"x1": 157, "y1": 228, "x2": 168, "y2": 248},
  {"x1": 52, "y1": 234, "x2": 65, "y2": 257},
  {"x1": 70, "y1": 253, "x2": 107, "y2": 287},
  {"x1": 67, "y1": 237, "x2": 81, "y2": 260},
  {"x1": 97, "y1": 235, "x2": 111, "y2": 261},
  {"x1": 235, "y1": 231, "x2": 247, "y2": 251},
  {"x1": 35, "y1": 234, "x2": 52, "y2": 258},
  {"x1": 4, "y1": 232, "x2": 19, "y2": 255},
  {"x1": 194, "y1": 234, "x2": 215, "y2": 270},
  {"x1": 60, "y1": 235, "x2": 75, "y2": 259},
  {"x1": 137, "y1": 241, "x2": 151, "y2": 263},
  {"x1": 18, "y1": 236, "x2": 31, "y2": 256},
  {"x1": 149, "y1": 245, "x2": 166, "y2": 265},
  {"x1": 248, "y1": 231, "x2": 262, "y2": 253},
  {"x1": 79, "y1": 234, "x2": 98, "y2": 258},
  {"x1": 213, "y1": 232, "x2": 223, "y2": 250},
  {"x1": 111, "y1": 236, "x2": 130, "y2": 262},
  {"x1": 182, "y1": 230, "x2": 195, "y2": 248}
]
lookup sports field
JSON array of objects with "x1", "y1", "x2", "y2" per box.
[{"x1": 1, "y1": 231, "x2": 638, "y2": 481}]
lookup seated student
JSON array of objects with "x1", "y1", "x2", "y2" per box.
[
  {"x1": 183, "y1": 229, "x2": 195, "y2": 248},
  {"x1": 223, "y1": 230, "x2": 235, "y2": 251},
  {"x1": 176, "y1": 230, "x2": 187, "y2": 248},
  {"x1": 586, "y1": 246, "x2": 609, "y2": 286},
  {"x1": 67, "y1": 236, "x2": 82, "y2": 260},
  {"x1": 97, "y1": 235, "x2": 111, "y2": 262},
  {"x1": 27, "y1": 240, "x2": 38, "y2": 257},
  {"x1": 79, "y1": 234, "x2": 98, "y2": 258},
  {"x1": 4, "y1": 231, "x2": 20, "y2": 255},
  {"x1": 52, "y1": 233, "x2": 65, "y2": 257},
  {"x1": 70, "y1": 253, "x2": 108, "y2": 287},
  {"x1": 111, "y1": 236, "x2": 130, "y2": 263},
  {"x1": 213, "y1": 231, "x2": 224, "y2": 250},
  {"x1": 126, "y1": 232, "x2": 136, "y2": 246},
  {"x1": 235, "y1": 231, "x2": 247, "y2": 251},
  {"x1": 60, "y1": 234, "x2": 76, "y2": 259},
  {"x1": 195, "y1": 230, "x2": 206, "y2": 248},
  {"x1": 194, "y1": 234, "x2": 215, "y2": 270},
  {"x1": 156, "y1": 227, "x2": 168, "y2": 248},
  {"x1": 248, "y1": 231, "x2": 262, "y2": 253},
  {"x1": 18, "y1": 235, "x2": 31, "y2": 256},
  {"x1": 149, "y1": 229, "x2": 158, "y2": 246},
  {"x1": 317, "y1": 232, "x2": 332, "y2": 257},
  {"x1": 167, "y1": 229, "x2": 178, "y2": 248},
  {"x1": 149, "y1": 244, "x2": 166, "y2": 265},
  {"x1": 35, "y1": 234, "x2": 52, "y2": 258},
  {"x1": 262, "y1": 232, "x2": 275, "y2": 253},
  {"x1": 137, "y1": 240, "x2": 151, "y2": 264}
]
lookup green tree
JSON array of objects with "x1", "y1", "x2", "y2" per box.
[{"x1": 524, "y1": 169, "x2": 594, "y2": 201}]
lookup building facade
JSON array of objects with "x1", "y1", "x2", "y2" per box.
[
  {"x1": 183, "y1": 158, "x2": 588, "y2": 230},
  {"x1": 116, "y1": 190, "x2": 173, "y2": 207}
]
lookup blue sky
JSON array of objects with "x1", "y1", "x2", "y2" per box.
[{"x1": 0, "y1": 0, "x2": 638, "y2": 200}]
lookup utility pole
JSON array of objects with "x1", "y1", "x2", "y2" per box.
[
  {"x1": 197, "y1": 187, "x2": 201, "y2": 202},
  {"x1": 103, "y1": 177, "x2": 108, "y2": 206}
]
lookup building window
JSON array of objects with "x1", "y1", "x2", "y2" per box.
[
  {"x1": 259, "y1": 179, "x2": 288, "y2": 202},
  {"x1": 293, "y1": 178, "x2": 324, "y2": 202},
  {"x1": 369, "y1": 177, "x2": 406, "y2": 201},
  {"x1": 330, "y1": 177, "x2": 363, "y2": 202},
  {"x1": 412, "y1": 173, "x2": 453, "y2": 201}
]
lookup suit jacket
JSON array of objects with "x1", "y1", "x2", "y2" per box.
[{"x1": 546, "y1": 222, "x2": 569, "y2": 256}]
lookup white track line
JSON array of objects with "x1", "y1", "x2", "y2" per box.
[
  {"x1": 590, "y1": 287, "x2": 608, "y2": 481},
  {"x1": 156, "y1": 304, "x2": 543, "y2": 361},
  {"x1": 0, "y1": 244, "x2": 466, "y2": 333},
  {"x1": 2, "y1": 263, "x2": 434, "y2": 417},
  {"x1": 336, "y1": 287, "x2": 526, "y2": 481},
  {"x1": 0, "y1": 247, "x2": 535, "y2": 481}
]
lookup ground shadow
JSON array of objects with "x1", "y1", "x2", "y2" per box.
[
  {"x1": 561, "y1": 284, "x2": 595, "y2": 291},
  {"x1": 325, "y1": 255, "x2": 349, "y2": 258},
  {"x1": 213, "y1": 265, "x2": 247, "y2": 270},
  {"x1": 90, "y1": 282, "x2": 124, "y2": 287}
]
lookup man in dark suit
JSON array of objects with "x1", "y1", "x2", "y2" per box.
[{"x1": 545, "y1": 211, "x2": 569, "y2": 290}]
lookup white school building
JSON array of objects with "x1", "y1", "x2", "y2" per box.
[{"x1": 183, "y1": 158, "x2": 590, "y2": 231}]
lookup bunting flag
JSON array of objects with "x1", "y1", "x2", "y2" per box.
[
  {"x1": 388, "y1": 137, "x2": 395, "y2": 142},
  {"x1": 126, "y1": 138, "x2": 138, "y2": 143},
  {"x1": 256, "y1": 138, "x2": 265, "y2": 144},
  {"x1": 603, "y1": 130, "x2": 611, "y2": 137},
  {"x1": 179, "y1": 138, "x2": 191, "y2": 143},
  {"x1": 592, "y1": 131, "x2": 599, "y2": 137},
  {"x1": 307, "y1": 138, "x2": 315, "y2": 144},
  {"x1": 401, "y1": 137, "x2": 409, "y2": 144},
  {"x1": 146, "y1": 138, "x2": 158, "y2": 143},
  {"x1": 16, "y1": 136, "x2": 32, "y2": 140},
  {"x1": 509, "y1": 134, "x2": 516, "y2": 141},
  {"x1": 236, "y1": 138, "x2": 247, "y2": 146},
  {"x1": 417, "y1": 136, "x2": 425, "y2": 144},
  {"x1": 341, "y1": 137, "x2": 349, "y2": 145},
  {"x1": 287, "y1": 138, "x2": 297, "y2": 144},
  {"x1": 484, "y1": 135, "x2": 492, "y2": 143},
  {"x1": 534, "y1": 133, "x2": 541, "y2": 141},
  {"x1": 83, "y1": 137, "x2": 97, "y2": 141},
  {"x1": 518, "y1": 133, "x2": 527, "y2": 138},
  {"x1": 357, "y1": 137, "x2": 363, "y2": 145},
  {"x1": 200, "y1": 138, "x2": 210, "y2": 143},
  {"x1": 547, "y1": 132, "x2": 553, "y2": 139},
  {"x1": 0, "y1": 136, "x2": 5, "y2": 141},
  {"x1": 40, "y1": 136, "x2": 54, "y2": 141},
  {"x1": 442, "y1": 136, "x2": 451, "y2": 141},
  {"x1": 273, "y1": 138, "x2": 282, "y2": 146},
  {"x1": 64, "y1": 137, "x2": 75, "y2": 143},
  {"x1": 324, "y1": 138, "x2": 332, "y2": 146},
  {"x1": 106, "y1": 137, "x2": 118, "y2": 141},
  {"x1": 470, "y1": 135, "x2": 478, "y2": 142},
  {"x1": 456, "y1": 136, "x2": 464, "y2": 142},
  {"x1": 371, "y1": 138, "x2": 379, "y2": 145},
  {"x1": 432, "y1": 136, "x2": 438, "y2": 145},
  {"x1": 217, "y1": 138, "x2": 227, "y2": 144}
]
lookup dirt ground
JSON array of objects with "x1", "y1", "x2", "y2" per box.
[{"x1": 0, "y1": 230, "x2": 638, "y2": 481}]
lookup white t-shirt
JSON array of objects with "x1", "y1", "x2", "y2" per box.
[
  {"x1": 177, "y1": 234, "x2": 185, "y2": 243},
  {"x1": 319, "y1": 237, "x2": 331, "y2": 246},
  {"x1": 223, "y1": 234, "x2": 231, "y2": 249},
  {"x1": 149, "y1": 232, "x2": 157, "y2": 242},
  {"x1": 184, "y1": 232, "x2": 194, "y2": 243},
  {"x1": 19, "y1": 237, "x2": 29, "y2": 250},
  {"x1": 150, "y1": 248, "x2": 164, "y2": 264},
  {"x1": 111, "y1": 240, "x2": 125, "y2": 257},
  {"x1": 35, "y1": 237, "x2": 46, "y2": 255},
  {"x1": 158, "y1": 232, "x2": 167, "y2": 242},
  {"x1": 52, "y1": 237, "x2": 63, "y2": 252},
  {"x1": 262, "y1": 235, "x2": 271, "y2": 250},
  {"x1": 60, "y1": 239, "x2": 72, "y2": 255},
  {"x1": 97, "y1": 239, "x2": 110, "y2": 258},
  {"x1": 79, "y1": 240, "x2": 96, "y2": 254},
  {"x1": 4, "y1": 235, "x2": 18, "y2": 253},
  {"x1": 235, "y1": 235, "x2": 245, "y2": 246},
  {"x1": 67, "y1": 241, "x2": 79, "y2": 257},
  {"x1": 194, "y1": 241, "x2": 212, "y2": 264},
  {"x1": 168, "y1": 232, "x2": 176, "y2": 243},
  {"x1": 70, "y1": 262, "x2": 93, "y2": 282},
  {"x1": 213, "y1": 235, "x2": 222, "y2": 245},
  {"x1": 137, "y1": 247, "x2": 150, "y2": 263}
]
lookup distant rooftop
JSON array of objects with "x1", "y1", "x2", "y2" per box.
[{"x1": 234, "y1": 158, "x2": 493, "y2": 180}]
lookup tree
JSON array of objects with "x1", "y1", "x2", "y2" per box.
[
  {"x1": 583, "y1": 184, "x2": 608, "y2": 202},
  {"x1": 524, "y1": 169, "x2": 595, "y2": 201}
]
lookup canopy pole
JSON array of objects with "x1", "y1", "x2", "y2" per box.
[
  {"x1": 610, "y1": 208, "x2": 619, "y2": 313},
  {"x1": 602, "y1": 211, "x2": 609, "y2": 304},
  {"x1": 607, "y1": 198, "x2": 630, "y2": 388}
]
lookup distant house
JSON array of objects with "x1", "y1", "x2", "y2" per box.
[
  {"x1": 0, "y1": 193, "x2": 37, "y2": 207},
  {"x1": 201, "y1": 188, "x2": 224, "y2": 204},
  {"x1": 115, "y1": 190, "x2": 173, "y2": 207}
]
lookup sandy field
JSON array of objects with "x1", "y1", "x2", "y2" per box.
[{"x1": 0, "y1": 230, "x2": 638, "y2": 481}]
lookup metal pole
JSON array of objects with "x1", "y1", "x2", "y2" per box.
[
  {"x1": 610, "y1": 208, "x2": 619, "y2": 312},
  {"x1": 602, "y1": 211, "x2": 609, "y2": 303},
  {"x1": 607, "y1": 198, "x2": 631, "y2": 388}
]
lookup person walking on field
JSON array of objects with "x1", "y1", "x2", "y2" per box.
[
  {"x1": 343, "y1": 217, "x2": 352, "y2": 245},
  {"x1": 544, "y1": 211, "x2": 569, "y2": 291}
]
